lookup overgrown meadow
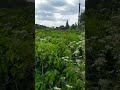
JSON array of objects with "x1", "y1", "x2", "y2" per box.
[{"x1": 35, "y1": 29, "x2": 85, "y2": 90}]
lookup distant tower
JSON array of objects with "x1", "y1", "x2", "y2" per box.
[{"x1": 78, "y1": 0, "x2": 81, "y2": 26}]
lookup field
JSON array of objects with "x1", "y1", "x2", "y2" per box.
[{"x1": 35, "y1": 29, "x2": 85, "y2": 90}]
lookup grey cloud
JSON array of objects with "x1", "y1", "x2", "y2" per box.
[
  {"x1": 48, "y1": 0, "x2": 67, "y2": 7},
  {"x1": 60, "y1": 5, "x2": 78, "y2": 15},
  {"x1": 36, "y1": 11, "x2": 54, "y2": 17},
  {"x1": 37, "y1": 16, "x2": 56, "y2": 21},
  {"x1": 36, "y1": 0, "x2": 85, "y2": 21},
  {"x1": 36, "y1": 13, "x2": 68, "y2": 21},
  {"x1": 37, "y1": 3, "x2": 57, "y2": 12}
]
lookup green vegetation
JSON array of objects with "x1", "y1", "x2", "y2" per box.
[
  {"x1": 86, "y1": 0, "x2": 120, "y2": 89},
  {"x1": 0, "y1": 5, "x2": 34, "y2": 90},
  {"x1": 35, "y1": 29, "x2": 85, "y2": 90}
]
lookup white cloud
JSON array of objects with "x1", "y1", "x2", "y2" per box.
[{"x1": 35, "y1": 0, "x2": 85, "y2": 27}]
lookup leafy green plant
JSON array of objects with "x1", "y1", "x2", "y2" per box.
[{"x1": 35, "y1": 29, "x2": 85, "y2": 90}]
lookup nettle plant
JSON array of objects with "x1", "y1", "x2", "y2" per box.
[{"x1": 35, "y1": 30, "x2": 85, "y2": 90}]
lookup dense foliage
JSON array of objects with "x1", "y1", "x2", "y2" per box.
[
  {"x1": 35, "y1": 29, "x2": 85, "y2": 90},
  {"x1": 86, "y1": 0, "x2": 120, "y2": 90},
  {"x1": 0, "y1": 0, "x2": 32, "y2": 8},
  {"x1": 0, "y1": 5, "x2": 34, "y2": 90}
]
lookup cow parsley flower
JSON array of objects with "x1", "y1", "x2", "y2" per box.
[
  {"x1": 66, "y1": 84, "x2": 73, "y2": 88},
  {"x1": 60, "y1": 77, "x2": 66, "y2": 80},
  {"x1": 54, "y1": 86, "x2": 61, "y2": 90}
]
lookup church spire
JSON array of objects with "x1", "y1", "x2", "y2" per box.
[{"x1": 78, "y1": 0, "x2": 81, "y2": 26}]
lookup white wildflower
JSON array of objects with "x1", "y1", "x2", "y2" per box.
[
  {"x1": 54, "y1": 86, "x2": 61, "y2": 90},
  {"x1": 70, "y1": 45, "x2": 74, "y2": 48},
  {"x1": 62, "y1": 57, "x2": 65, "y2": 59},
  {"x1": 73, "y1": 50, "x2": 79, "y2": 54},
  {"x1": 63, "y1": 59, "x2": 68, "y2": 62},
  {"x1": 66, "y1": 84, "x2": 73, "y2": 88},
  {"x1": 62, "y1": 56, "x2": 69, "y2": 62},
  {"x1": 40, "y1": 38, "x2": 46, "y2": 41},
  {"x1": 77, "y1": 41, "x2": 82, "y2": 44},
  {"x1": 73, "y1": 41, "x2": 76, "y2": 43},
  {"x1": 65, "y1": 56, "x2": 69, "y2": 59},
  {"x1": 60, "y1": 77, "x2": 66, "y2": 80},
  {"x1": 76, "y1": 59, "x2": 81, "y2": 63}
]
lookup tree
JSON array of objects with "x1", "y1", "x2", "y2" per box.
[
  {"x1": 71, "y1": 23, "x2": 77, "y2": 30},
  {"x1": 0, "y1": 0, "x2": 28, "y2": 8},
  {"x1": 65, "y1": 20, "x2": 69, "y2": 29},
  {"x1": 59, "y1": 25, "x2": 65, "y2": 30},
  {"x1": 81, "y1": 11, "x2": 85, "y2": 22}
]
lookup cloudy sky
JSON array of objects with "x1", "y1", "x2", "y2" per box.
[{"x1": 35, "y1": 0, "x2": 85, "y2": 27}]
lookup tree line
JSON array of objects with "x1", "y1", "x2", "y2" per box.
[{"x1": 36, "y1": 11, "x2": 85, "y2": 30}]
